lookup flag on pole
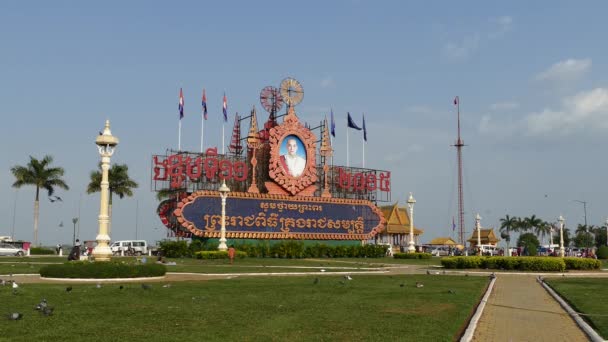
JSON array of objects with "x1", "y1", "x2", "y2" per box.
[
  {"x1": 222, "y1": 93, "x2": 228, "y2": 122},
  {"x1": 452, "y1": 217, "x2": 456, "y2": 232},
  {"x1": 202, "y1": 89, "x2": 208, "y2": 120},
  {"x1": 454, "y1": 96, "x2": 459, "y2": 106},
  {"x1": 362, "y1": 114, "x2": 367, "y2": 142},
  {"x1": 330, "y1": 109, "x2": 336, "y2": 137},
  {"x1": 178, "y1": 88, "x2": 184, "y2": 119},
  {"x1": 347, "y1": 112, "x2": 362, "y2": 130}
]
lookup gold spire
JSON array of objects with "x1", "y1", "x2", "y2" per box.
[
  {"x1": 320, "y1": 117, "x2": 333, "y2": 157},
  {"x1": 247, "y1": 106, "x2": 260, "y2": 146}
]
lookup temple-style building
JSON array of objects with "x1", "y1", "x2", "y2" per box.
[
  {"x1": 374, "y1": 203, "x2": 423, "y2": 253},
  {"x1": 467, "y1": 228, "x2": 499, "y2": 248}
]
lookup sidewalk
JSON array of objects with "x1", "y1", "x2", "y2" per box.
[{"x1": 472, "y1": 275, "x2": 588, "y2": 341}]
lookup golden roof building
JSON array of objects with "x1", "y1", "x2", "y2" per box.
[
  {"x1": 467, "y1": 228, "x2": 500, "y2": 247},
  {"x1": 373, "y1": 203, "x2": 424, "y2": 252}
]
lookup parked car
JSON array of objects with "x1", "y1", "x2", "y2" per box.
[
  {"x1": 0, "y1": 243, "x2": 25, "y2": 256},
  {"x1": 110, "y1": 240, "x2": 148, "y2": 256},
  {"x1": 430, "y1": 246, "x2": 450, "y2": 256},
  {"x1": 478, "y1": 245, "x2": 500, "y2": 256}
]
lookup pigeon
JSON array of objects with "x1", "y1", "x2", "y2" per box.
[
  {"x1": 416, "y1": 282, "x2": 424, "y2": 288},
  {"x1": 12, "y1": 282, "x2": 18, "y2": 289},
  {"x1": 442, "y1": 270, "x2": 446, "y2": 275},
  {"x1": 344, "y1": 275, "x2": 353, "y2": 281},
  {"x1": 0, "y1": 279, "x2": 5, "y2": 286},
  {"x1": 119, "y1": 285, "x2": 124, "y2": 290},
  {"x1": 399, "y1": 283, "x2": 405, "y2": 288},
  {"x1": 426, "y1": 270, "x2": 431, "y2": 275},
  {"x1": 35, "y1": 299, "x2": 48, "y2": 311},
  {"x1": 66, "y1": 286, "x2": 72, "y2": 293},
  {"x1": 320, "y1": 269, "x2": 326, "y2": 272},
  {"x1": 96, "y1": 283, "x2": 102, "y2": 289},
  {"x1": 141, "y1": 284, "x2": 152, "y2": 290},
  {"x1": 448, "y1": 289, "x2": 456, "y2": 294},
  {"x1": 41, "y1": 307, "x2": 54, "y2": 316},
  {"x1": 313, "y1": 278, "x2": 319, "y2": 285},
  {"x1": 162, "y1": 284, "x2": 172, "y2": 288},
  {"x1": 8, "y1": 312, "x2": 23, "y2": 320},
  {"x1": 490, "y1": 273, "x2": 496, "y2": 279}
]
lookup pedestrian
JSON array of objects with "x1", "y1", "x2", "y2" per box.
[{"x1": 228, "y1": 245, "x2": 236, "y2": 265}]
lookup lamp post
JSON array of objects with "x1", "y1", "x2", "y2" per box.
[
  {"x1": 573, "y1": 200, "x2": 588, "y2": 227},
  {"x1": 72, "y1": 218, "x2": 78, "y2": 246},
  {"x1": 559, "y1": 215, "x2": 565, "y2": 257},
  {"x1": 475, "y1": 213, "x2": 482, "y2": 256},
  {"x1": 92, "y1": 120, "x2": 119, "y2": 261},
  {"x1": 407, "y1": 192, "x2": 416, "y2": 253},
  {"x1": 605, "y1": 218, "x2": 608, "y2": 247},
  {"x1": 218, "y1": 180, "x2": 230, "y2": 251}
]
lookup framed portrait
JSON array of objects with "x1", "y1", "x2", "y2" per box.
[{"x1": 279, "y1": 135, "x2": 307, "y2": 177}]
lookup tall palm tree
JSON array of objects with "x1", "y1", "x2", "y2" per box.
[
  {"x1": 515, "y1": 216, "x2": 528, "y2": 233},
  {"x1": 499, "y1": 215, "x2": 517, "y2": 251},
  {"x1": 10, "y1": 155, "x2": 69, "y2": 245},
  {"x1": 87, "y1": 163, "x2": 138, "y2": 235},
  {"x1": 534, "y1": 221, "x2": 552, "y2": 246},
  {"x1": 524, "y1": 215, "x2": 543, "y2": 234}
]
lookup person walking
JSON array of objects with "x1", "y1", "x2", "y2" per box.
[{"x1": 228, "y1": 245, "x2": 236, "y2": 265}]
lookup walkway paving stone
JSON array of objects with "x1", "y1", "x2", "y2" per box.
[{"x1": 472, "y1": 274, "x2": 588, "y2": 342}]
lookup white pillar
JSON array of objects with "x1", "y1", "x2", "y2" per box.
[
  {"x1": 407, "y1": 192, "x2": 416, "y2": 253},
  {"x1": 218, "y1": 180, "x2": 230, "y2": 251},
  {"x1": 559, "y1": 215, "x2": 565, "y2": 257},
  {"x1": 476, "y1": 213, "x2": 482, "y2": 256}
]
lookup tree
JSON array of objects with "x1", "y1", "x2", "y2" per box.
[
  {"x1": 87, "y1": 163, "x2": 138, "y2": 235},
  {"x1": 534, "y1": 221, "x2": 552, "y2": 246},
  {"x1": 11, "y1": 155, "x2": 69, "y2": 245},
  {"x1": 517, "y1": 233, "x2": 540, "y2": 256},
  {"x1": 573, "y1": 231, "x2": 594, "y2": 248},
  {"x1": 499, "y1": 215, "x2": 517, "y2": 250},
  {"x1": 524, "y1": 215, "x2": 543, "y2": 234}
]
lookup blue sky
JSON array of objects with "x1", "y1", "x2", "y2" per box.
[{"x1": 2, "y1": 1, "x2": 608, "y2": 246}]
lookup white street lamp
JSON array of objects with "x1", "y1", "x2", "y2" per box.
[
  {"x1": 92, "y1": 120, "x2": 119, "y2": 261},
  {"x1": 559, "y1": 215, "x2": 565, "y2": 257},
  {"x1": 218, "y1": 180, "x2": 230, "y2": 251},
  {"x1": 407, "y1": 192, "x2": 416, "y2": 253},
  {"x1": 476, "y1": 213, "x2": 482, "y2": 256}
]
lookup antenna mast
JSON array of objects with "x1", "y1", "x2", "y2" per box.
[{"x1": 453, "y1": 96, "x2": 466, "y2": 246}]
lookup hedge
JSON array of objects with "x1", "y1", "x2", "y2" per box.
[
  {"x1": 30, "y1": 247, "x2": 55, "y2": 255},
  {"x1": 562, "y1": 257, "x2": 601, "y2": 270},
  {"x1": 235, "y1": 241, "x2": 388, "y2": 258},
  {"x1": 597, "y1": 246, "x2": 608, "y2": 260},
  {"x1": 441, "y1": 256, "x2": 566, "y2": 271},
  {"x1": 40, "y1": 261, "x2": 166, "y2": 278},
  {"x1": 393, "y1": 252, "x2": 432, "y2": 259}
]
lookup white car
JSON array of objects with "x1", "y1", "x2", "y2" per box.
[{"x1": 0, "y1": 243, "x2": 25, "y2": 256}]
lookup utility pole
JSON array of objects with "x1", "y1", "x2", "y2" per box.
[{"x1": 573, "y1": 200, "x2": 588, "y2": 227}]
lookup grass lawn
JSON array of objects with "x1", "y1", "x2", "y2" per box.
[
  {"x1": 0, "y1": 275, "x2": 487, "y2": 342},
  {"x1": 545, "y1": 278, "x2": 608, "y2": 339},
  {"x1": 0, "y1": 256, "x2": 440, "y2": 275}
]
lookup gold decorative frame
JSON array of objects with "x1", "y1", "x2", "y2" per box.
[
  {"x1": 173, "y1": 190, "x2": 386, "y2": 240},
  {"x1": 267, "y1": 106, "x2": 318, "y2": 195}
]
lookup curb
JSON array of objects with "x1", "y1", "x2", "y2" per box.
[
  {"x1": 40, "y1": 276, "x2": 166, "y2": 282},
  {"x1": 460, "y1": 276, "x2": 497, "y2": 342},
  {"x1": 538, "y1": 277, "x2": 605, "y2": 342}
]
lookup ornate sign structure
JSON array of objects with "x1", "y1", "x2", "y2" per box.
[{"x1": 155, "y1": 77, "x2": 391, "y2": 240}]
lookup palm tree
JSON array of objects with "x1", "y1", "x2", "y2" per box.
[
  {"x1": 515, "y1": 216, "x2": 528, "y2": 233},
  {"x1": 499, "y1": 215, "x2": 517, "y2": 252},
  {"x1": 10, "y1": 155, "x2": 69, "y2": 245},
  {"x1": 534, "y1": 221, "x2": 552, "y2": 246},
  {"x1": 524, "y1": 215, "x2": 543, "y2": 234},
  {"x1": 87, "y1": 163, "x2": 138, "y2": 235}
]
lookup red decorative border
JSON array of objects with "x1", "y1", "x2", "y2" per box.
[{"x1": 174, "y1": 190, "x2": 386, "y2": 240}]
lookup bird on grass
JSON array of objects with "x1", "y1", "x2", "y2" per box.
[
  {"x1": 141, "y1": 284, "x2": 152, "y2": 290},
  {"x1": 448, "y1": 289, "x2": 456, "y2": 294},
  {"x1": 399, "y1": 283, "x2": 405, "y2": 288},
  {"x1": 320, "y1": 269, "x2": 326, "y2": 272},
  {"x1": 41, "y1": 307, "x2": 54, "y2": 316},
  {"x1": 8, "y1": 312, "x2": 23, "y2": 320},
  {"x1": 12, "y1": 282, "x2": 18, "y2": 289},
  {"x1": 313, "y1": 278, "x2": 319, "y2": 285},
  {"x1": 162, "y1": 284, "x2": 172, "y2": 288},
  {"x1": 344, "y1": 275, "x2": 352, "y2": 281},
  {"x1": 65, "y1": 286, "x2": 72, "y2": 293},
  {"x1": 415, "y1": 282, "x2": 424, "y2": 288},
  {"x1": 35, "y1": 299, "x2": 48, "y2": 311},
  {"x1": 96, "y1": 283, "x2": 102, "y2": 289},
  {"x1": 426, "y1": 270, "x2": 431, "y2": 275},
  {"x1": 119, "y1": 285, "x2": 124, "y2": 290}
]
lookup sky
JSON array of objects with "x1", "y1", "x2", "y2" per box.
[{"x1": 2, "y1": 1, "x2": 608, "y2": 247}]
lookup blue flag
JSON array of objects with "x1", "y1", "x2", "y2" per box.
[
  {"x1": 330, "y1": 109, "x2": 336, "y2": 137},
  {"x1": 178, "y1": 88, "x2": 184, "y2": 119},
  {"x1": 202, "y1": 89, "x2": 208, "y2": 120},
  {"x1": 362, "y1": 114, "x2": 367, "y2": 142},
  {"x1": 347, "y1": 112, "x2": 362, "y2": 130},
  {"x1": 222, "y1": 93, "x2": 228, "y2": 122}
]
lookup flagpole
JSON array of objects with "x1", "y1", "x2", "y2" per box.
[
  {"x1": 362, "y1": 133, "x2": 365, "y2": 168},
  {"x1": 200, "y1": 116, "x2": 204, "y2": 153},
  {"x1": 222, "y1": 123, "x2": 225, "y2": 155},
  {"x1": 346, "y1": 124, "x2": 349, "y2": 167},
  {"x1": 178, "y1": 120, "x2": 182, "y2": 151}
]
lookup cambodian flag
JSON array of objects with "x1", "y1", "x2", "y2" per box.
[
  {"x1": 362, "y1": 114, "x2": 367, "y2": 142},
  {"x1": 202, "y1": 89, "x2": 208, "y2": 120},
  {"x1": 178, "y1": 88, "x2": 184, "y2": 120},
  {"x1": 222, "y1": 93, "x2": 228, "y2": 122},
  {"x1": 330, "y1": 109, "x2": 336, "y2": 137}
]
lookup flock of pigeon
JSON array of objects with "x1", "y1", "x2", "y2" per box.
[{"x1": 4, "y1": 279, "x2": 169, "y2": 321}]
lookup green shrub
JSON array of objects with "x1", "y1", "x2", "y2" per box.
[
  {"x1": 563, "y1": 257, "x2": 601, "y2": 270},
  {"x1": 30, "y1": 247, "x2": 55, "y2": 255},
  {"x1": 394, "y1": 252, "x2": 432, "y2": 259},
  {"x1": 159, "y1": 240, "x2": 190, "y2": 258},
  {"x1": 597, "y1": 246, "x2": 608, "y2": 259},
  {"x1": 442, "y1": 256, "x2": 565, "y2": 271},
  {"x1": 40, "y1": 261, "x2": 166, "y2": 278},
  {"x1": 194, "y1": 251, "x2": 247, "y2": 259}
]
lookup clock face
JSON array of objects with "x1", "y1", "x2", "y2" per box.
[{"x1": 280, "y1": 77, "x2": 304, "y2": 106}]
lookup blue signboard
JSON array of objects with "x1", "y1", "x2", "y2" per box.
[{"x1": 176, "y1": 191, "x2": 384, "y2": 240}]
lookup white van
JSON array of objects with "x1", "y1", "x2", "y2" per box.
[
  {"x1": 110, "y1": 240, "x2": 148, "y2": 256},
  {"x1": 478, "y1": 245, "x2": 500, "y2": 256}
]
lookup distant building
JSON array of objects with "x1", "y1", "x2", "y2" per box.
[
  {"x1": 374, "y1": 203, "x2": 424, "y2": 253},
  {"x1": 467, "y1": 228, "x2": 500, "y2": 248},
  {"x1": 428, "y1": 237, "x2": 458, "y2": 246}
]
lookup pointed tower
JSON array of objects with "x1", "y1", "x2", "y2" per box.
[
  {"x1": 247, "y1": 106, "x2": 262, "y2": 193},
  {"x1": 320, "y1": 117, "x2": 333, "y2": 198},
  {"x1": 228, "y1": 113, "x2": 243, "y2": 155}
]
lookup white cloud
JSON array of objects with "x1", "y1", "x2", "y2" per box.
[
  {"x1": 535, "y1": 58, "x2": 592, "y2": 83},
  {"x1": 489, "y1": 101, "x2": 519, "y2": 111},
  {"x1": 525, "y1": 88, "x2": 608, "y2": 135},
  {"x1": 488, "y1": 16, "x2": 513, "y2": 39},
  {"x1": 320, "y1": 76, "x2": 335, "y2": 88},
  {"x1": 442, "y1": 34, "x2": 480, "y2": 61}
]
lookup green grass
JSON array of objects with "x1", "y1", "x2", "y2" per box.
[
  {"x1": 0, "y1": 275, "x2": 487, "y2": 342},
  {"x1": 0, "y1": 256, "x2": 439, "y2": 276},
  {"x1": 545, "y1": 278, "x2": 608, "y2": 339}
]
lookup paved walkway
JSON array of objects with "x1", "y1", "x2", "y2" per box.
[{"x1": 472, "y1": 274, "x2": 589, "y2": 342}]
